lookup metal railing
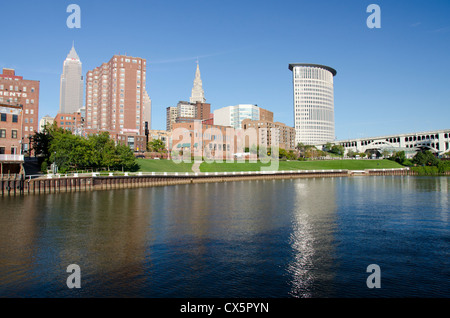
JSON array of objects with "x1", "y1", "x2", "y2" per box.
[
  {"x1": 0, "y1": 154, "x2": 24, "y2": 162},
  {"x1": 26, "y1": 167, "x2": 412, "y2": 179}
]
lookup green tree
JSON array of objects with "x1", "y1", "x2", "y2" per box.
[
  {"x1": 50, "y1": 133, "x2": 89, "y2": 173},
  {"x1": 330, "y1": 145, "x2": 345, "y2": 156},
  {"x1": 147, "y1": 138, "x2": 166, "y2": 153},
  {"x1": 391, "y1": 151, "x2": 406, "y2": 163},
  {"x1": 413, "y1": 150, "x2": 438, "y2": 166},
  {"x1": 297, "y1": 143, "x2": 315, "y2": 158},
  {"x1": 279, "y1": 148, "x2": 288, "y2": 159},
  {"x1": 115, "y1": 144, "x2": 139, "y2": 172},
  {"x1": 88, "y1": 132, "x2": 117, "y2": 170},
  {"x1": 32, "y1": 122, "x2": 68, "y2": 164},
  {"x1": 382, "y1": 149, "x2": 391, "y2": 158},
  {"x1": 324, "y1": 142, "x2": 333, "y2": 152}
]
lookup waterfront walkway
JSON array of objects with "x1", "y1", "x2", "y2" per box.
[{"x1": 192, "y1": 161, "x2": 202, "y2": 173}]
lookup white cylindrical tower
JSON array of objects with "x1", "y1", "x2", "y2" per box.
[{"x1": 289, "y1": 63, "x2": 336, "y2": 145}]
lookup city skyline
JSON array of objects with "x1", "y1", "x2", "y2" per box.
[{"x1": 1, "y1": 0, "x2": 449, "y2": 141}]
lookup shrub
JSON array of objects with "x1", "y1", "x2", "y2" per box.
[
  {"x1": 401, "y1": 159, "x2": 414, "y2": 167},
  {"x1": 437, "y1": 160, "x2": 450, "y2": 173},
  {"x1": 41, "y1": 161, "x2": 48, "y2": 173},
  {"x1": 411, "y1": 166, "x2": 439, "y2": 175}
]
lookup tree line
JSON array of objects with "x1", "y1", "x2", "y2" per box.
[
  {"x1": 389, "y1": 149, "x2": 450, "y2": 174},
  {"x1": 32, "y1": 123, "x2": 138, "y2": 173}
]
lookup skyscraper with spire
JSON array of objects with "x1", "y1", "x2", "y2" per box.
[
  {"x1": 166, "y1": 62, "x2": 211, "y2": 131},
  {"x1": 190, "y1": 62, "x2": 206, "y2": 104},
  {"x1": 59, "y1": 43, "x2": 83, "y2": 114}
]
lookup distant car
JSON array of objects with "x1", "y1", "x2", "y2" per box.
[{"x1": 135, "y1": 154, "x2": 145, "y2": 158}]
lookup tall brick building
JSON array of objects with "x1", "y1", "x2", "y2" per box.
[
  {"x1": 85, "y1": 55, "x2": 151, "y2": 151},
  {"x1": 0, "y1": 68, "x2": 39, "y2": 154}
]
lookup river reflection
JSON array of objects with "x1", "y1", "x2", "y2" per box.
[
  {"x1": 288, "y1": 178, "x2": 337, "y2": 298},
  {"x1": 0, "y1": 176, "x2": 448, "y2": 297}
]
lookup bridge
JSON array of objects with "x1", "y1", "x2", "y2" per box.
[{"x1": 315, "y1": 129, "x2": 450, "y2": 158}]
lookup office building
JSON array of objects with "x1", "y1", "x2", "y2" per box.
[
  {"x1": 241, "y1": 119, "x2": 296, "y2": 150},
  {"x1": 213, "y1": 104, "x2": 273, "y2": 129},
  {"x1": 171, "y1": 121, "x2": 237, "y2": 160},
  {"x1": 55, "y1": 111, "x2": 84, "y2": 135},
  {"x1": 85, "y1": 54, "x2": 150, "y2": 151},
  {"x1": 166, "y1": 106, "x2": 178, "y2": 131},
  {"x1": 59, "y1": 44, "x2": 84, "y2": 114},
  {"x1": 0, "y1": 68, "x2": 39, "y2": 154},
  {"x1": 289, "y1": 63, "x2": 336, "y2": 145},
  {"x1": 39, "y1": 115, "x2": 55, "y2": 132},
  {"x1": 0, "y1": 103, "x2": 23, "y2": 156}
]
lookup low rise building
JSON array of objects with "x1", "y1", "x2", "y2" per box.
[
  {"x1": 39, "y1": 115, "x2": 55, "y2": 132},
  {"x1": 0, "y1": 103, "x2": 23, "y2": 155},
  {"x1": 0, "y1": 68, "x2": 40, "y2": 154},
  {"x1": 0, "y1": 103, "x2": 24, "y2": 175},
  {"x1": 213, "y1": 104, "x2": 273, "y2": 129},
  {"x1": 148, "y1": 129, "x2": 170, "y2": 149},
  {"x1": 170, "y1": 122, "x2": 237, "y2": 160},
  {"x1": 55, "y1": 111, "x2": 84, "y2": 135},
  {"x1": 241, "y1": 119, "x2": 296, "y2": 150}
]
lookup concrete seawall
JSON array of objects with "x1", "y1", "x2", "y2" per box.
[{"x1": 1, "y1": 168, "x2": 446, "y2": 196}]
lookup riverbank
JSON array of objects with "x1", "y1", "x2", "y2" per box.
[{"x1": 5, "y1": 167, "x2": 446, "y2": 196}]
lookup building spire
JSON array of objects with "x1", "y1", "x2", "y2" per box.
[
  {"x1": 67, "y1": 42, "x2": 80, "y2": 60},
  {"x1": 190, "y1": 61, "x2": 205, "y2": 104}
]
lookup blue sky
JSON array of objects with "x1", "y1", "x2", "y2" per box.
[{"x1": 1, "y1": 0, "x2": 449, "y2": 139}]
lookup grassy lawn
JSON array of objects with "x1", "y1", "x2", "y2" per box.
[
  {"x1": 199, "y1": 159, "x2": 404, "y2": 172},
  {"x1": 277, "y1": 159, "x2": 404, "y2": 171},
  {"x1": 137, "y1": 158, "x2": 404, "y2": 173},
  {"x1": 137, "y1": 159, "x2": 194, "y2": 172}
]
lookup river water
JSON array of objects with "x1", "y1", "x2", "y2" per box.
[{"x1": 0, "y1": 176, "x2": 448, "y2": 298}]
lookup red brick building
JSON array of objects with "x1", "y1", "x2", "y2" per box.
[
  {"x1": 55, "y1": 111, "x2": 84, "y2": 135},
  {"x1": 0, "y1": 103, "x2": 23, "y2": 155},
  {"x1": 84, "y1": 55, "x2": 151, "y2": 151},
  {"x1": 171, "y1": 122, "x2": 238, "y2": 160},
  {"x1": 241, "y1": 119, "x2": 296, "y2": 150},
  {"x1": 0, "y1": 68, "x2": 39, "y2": 154},
  {"x1": 202, "y1": 113, "x2": 214, "y2": 125}
]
